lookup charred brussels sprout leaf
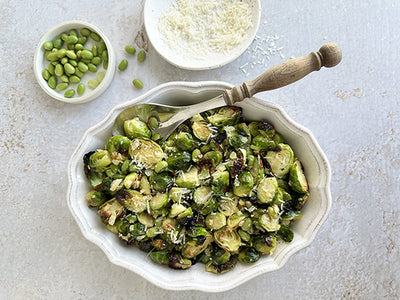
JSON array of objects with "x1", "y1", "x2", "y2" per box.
[
  {"x1": 166, "y1": 151, "x2": 191, "y2": 171},
  {"x1": 89, "y1": 150, "x2": 112, "y2": 169},
  {"x1": 277, "y1": 224, "x2": 294, "y2": 242},
  {"x1": 205, "y1": 257, "x2": 236, "y2": 274},
  {"x1": 86, "y1": 190, "x2": 107, "y2": 207},
  {"x1": 149, "y1": 172, "x2": 174, "y2": 192},
  {"x1": 238, "y1": 247, "x2": 260, "y2": 263},
  {"x1": 106, "y1": 135, "x2": 131, "y2": 155},
  {"x1": 175, "y1": 132, "x2": 194, "y2": 151}
]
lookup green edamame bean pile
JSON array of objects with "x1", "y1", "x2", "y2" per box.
[
  {"x1": 42, "y1": 28, "x2": 108, "y2": 98},
  {"x1": 84, "y1": 106, "x2": 309, "y2": 273}
]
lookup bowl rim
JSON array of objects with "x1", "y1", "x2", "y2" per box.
[
  {"x1": 33, "y1": 20, "x2": 116, "y2": 104},
  {"x1": 67, "y1": 81, "x2": 332, "y2": 292},
  {"x1": 143, "y1": 0, "x2": 262, "y2": 70}
]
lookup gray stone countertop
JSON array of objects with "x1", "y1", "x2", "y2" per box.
[{"x1": 1, "y1": 0, "x2": 399, "y2": 299}]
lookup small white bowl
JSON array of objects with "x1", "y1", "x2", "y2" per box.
[
  {"x1": 144, "y1": 0, "x2": 261, "y2": 70},
  {"x1": 67, "y1": 81, "x2": 332, "y2": 292},
  {"x1": 34, "y1": 20, "x2": 116, "y2": 104}
]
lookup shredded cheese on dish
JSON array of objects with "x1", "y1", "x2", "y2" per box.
[{"x1": 158, "y1": 0, "x2": 253, "y2": 58}]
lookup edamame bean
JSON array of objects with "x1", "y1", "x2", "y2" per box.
[
  {"x1": 91, "y1": 56, "x2": 101, "y2": 65},
  {"x1": 61, "y1": 57, "x2": 68, "y2": 65},
  {"x1": 87, "y1": 79, "x2": 99, "y2": 89},
  {"x1": 101, "y1": 50, "x2": 108, "y2": 62},
  {"x1": 42, "y1": 69, "x2": 50, "y2": 81},
  {"x1": 88, "y1": 63, "x2": 97, "y2": 72},
  {"x1": 118, "y1": 59, "x2": 128, "y2": 71},
  {"x1": 80, "y1": 58, "x2": 91, "y2": 64},
  {"x1": 81, "y1": 49, "x2": 93, "y2": 60},
  {"x1": 137, "y1": 50, "x2": 146, "y2": 62},
  {"x1": 60, "y1": 33, "x2": 68, "y2": 41},
  {"x1": 76, "y1": 50, "x2": 82, "y2": 59},
  {"x1": 132, "y1": 79, "x2": 143, "y2": 89},
  {"x1": 43, "y1": 41, "x2": 53, "y2": 50},
  {"x1": 75, "y1": 69, "x2": 84, "y2": 78},
  {"x1": 47, "y1": 63, "x2": 55, "y2": 75},
  {"x1": 152, "y1": 133, "x2": 161, "y2": 141},
  {"x1": 103, "y1": 60, "x2": 108, "y2": 69},
  {"x1": 48, "y1": 76, "x2": 57, "y2": 89},
  {"x1": 66, "y1": 50, "x2": 77, "y2": 59},
  {"x1": 46, "y1": 52, "x2": 58, "y2": 61},
  {"x1": 69, "y1": 59, "x2": 77, "y2": 67},
  {"x1": 67, "y1": 43, "x2": 75, "y2": 50},
  {"x1": 80, "y1": 28, "x2": 90, "y2": 37},
  {"x1": 60, "y1": 75, "x2": 69, "y2": 83},
  {"x1": 69, "y1": 29, "x2": 78, "y2": 37},
  {"x1": 77, "y1": 83, "x2": 85, "y2": 95},
  {"x1": 148, "y1": 117, "x2": 159, "y2": 131},
  {"x1": 125, "y1": 45, "x2": 136, "y2": 54},
  {"x1": 69, "y1": 75, "x2": 80, "y2": 84},
  {"x1": 92, "y1": 45, "x2": 98, "y2": 56},
  {"x1": 96, "y1": 72, "x2": 105, "y2": 83},
  {"x1": 90, "y1": 32, "x2": 100, "y2": 42},
  {"x1": 78, "y1": 62, "x2": 88, "y2": 72},
  {"x1": 64, "y1": 63, "x2": 75, "y2": 75},
  {"x1": 56, "y1": 82, "x2": 68, "y2": 91},
  {"x1": 55, "y1": 64, "x2": 64, "y2": 77},
  {"x1": 77, "y1": 36, "x2": 87, "y2": 44},
  {"x1": 65, "y1": 35, "x2": 78, "y2": 44},
  {"x1": 53, "y1": 38, "x2": 62, "y2": 49},
  {"x1": 98, "y1": 42, "x2": 106, "y2": 55},
  {"x1": 56, "y1": 49, "x2": 66, "y2": 58},
  {"x1": 74, "y1": 43, "x2": 83, "y2": 51},
  {"x1": 64, "y1": 89, "x2": 75, "y2": 98}
]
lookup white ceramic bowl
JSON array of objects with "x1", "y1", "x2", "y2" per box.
[
  {"x1": 34, "y1": 20, "x2": 116, "y2": 104},
  {"x1": 144, "y1": 0, "x2": 261, "y2": 70},
  {"x1": 67, "y1": 81, "x2": 331, "y2": 292}
]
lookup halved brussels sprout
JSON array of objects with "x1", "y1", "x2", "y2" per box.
[
  {"x1": 211, "y1": 169, "x2": 230, "y2": 195},
  {"x1": 277, "y1": 224, "x2": 294, "y2": 242},
  {"x1": 212, "y1": 247, "x2": 231, "y2": 265},
  {"x1": 238, "y1": 247, "x2": 260, "y2": 263},
  {"x1": 175, "y1": 132, "x2": 194, "y2": 151},
  {"x1": 240, "y1": 217, "x2": 254, "y2": 234},
  {"x1": 203, "y1": 150, "x2": 223, "y2": 166},
  {"x1": 199, "y1": 196, "x2": 218, "y2": 215},
  {"x1": 192, "y1": 120, "x2": 214, "y2": 141},
  {"x1": 233, "y1": 171, "x2": 254, "y2": 197},
  {"x1": 225, "y1": 126, "x2": 249, "y2": 148},
  {"x1": 89, "y1": 150, "x2": 112, "y2": 169},
  {"x1": 257, "y1": 177, "x2": 278, "y2": 203},
  {"x1": 123, "y1": 117, "x2": 151, "y2": 139},
  {"x1": 149, "y1": 251, "x2": 170, "y2": 265},
  {"x1": 137, "y1": 212, "x2": 155, "y2": 227},
  {"x1": 149, "y1": 192, "x2": 169, "y2": 210},
  {"x1": 168, "y1": 187, "x2": 191, "y2": 203},
  {"x1": 217, "y1": 195, "x2": 238, "y2": 216},
  {"x1": 238, "y1": 229, "x2": 251, "y2": 242},
  {"x1": 292, "y1": 192, "x2": 310, "y2": 210},
  {"x1": 289, "y1": 159, "x2": 309, "y2": 194},
  {"x1": 227, "y1": 212, "x2": 248, "y2": 229},
  {"x1": 106, "y1": 135, "x2": 131, "y2": 155},
  {"x1": 139, "y1": 175, "x2": 151, "y2": 195},
  {"x1": 248, "y1": 121, "x2": 275, "y2": 138},
  {"x1": 281, "y1": 210, "x2": 303, "y2": 221},
  {"x1": 149, "y1": 172, "x2": 174, "y2": 192},
  {"x1": 167, "y1": 252, "x2": 192, "y2": 269},
  {"x1": 253, "y1": 235, "x2": 276, "y2": 255},
  {"x1": 166, "y1": 151, "x2": 191, "y2": 171},
  {"x1": 250, "y1": 135, "x2": 277, "y2": 152},
  {"x1": 187, "y1": 226, "x2": 208, "y2": 238},
  {"x1": 98, "y1": 198, "x2": 125, "y2": 225},
  {"x1": 123, "y1": 172, "x2": 140, "y2": 189},
  {"x1": 115, "y1": 189, "x2": 147, "y2": 213},
  {"x1": 205, "y1": 212, "x2": 226, "y2": 230},
  {"x1": 258, "y1": 205, "x2": 281, "y2": 232},
  {"x1": 182, "y1": 233, "x2": 213, "y2": 258},
  {"x1": 214, "y1": 227, "x2": 241, "y2": 253},
  {"x1": 129, "y1": 138, "x2": 165, "y2": 169},
  {"x1": 205, "y1": 257, "x2": 236, "y2": 274},
  {"x1": 264, "y1": 144, "x2": 294, "y2": 178},
  {"x1": 207, "y1": 106, "x2": 242, "y2": 127},
  {"x1": 193, "y1": 186, "x2": 213, "y2": 205},
  {"x1": 168, "y1": 203, "x2": 187, "y2": 218},
  {"x1": 175, "y1": 167, "x2": 200, "y2": 189},
  {"x1": 86, "y1": 190, "x2": 107, "y2": 207}
]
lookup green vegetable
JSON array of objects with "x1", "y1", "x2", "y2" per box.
[
  {"x1": 125, "y1": 45, "x2": 136, "y2": 54},
  {"x1": 87, "y1": 63, "x2": 97, "y2": 72},
  {"x1": 42, "y1": 69, "x2": 50, "y2": 81},
  {"x1": 69, "y1": 75, "x2": 80, "y2": 84},
  {"x1": 43, "y1": 41, "x2": 53, "y2": 50},
  {"x1": 87, "y1": 79, "x2": 99, "y2": 89},
  {"x1": 80, "y1": 28, "x2": 91, "y2": 37},
  {"x1": 90, "y1": 31, "x2": 101, "y2": 42},
  {"x1": 56, "y1": 82, "x2": 68, "y2": 91},
  {"x1": 83, "y1": 105, "x2": 308, "y2": 274},
  {"x1": 81, "y1": 49, "x2": 93, "y2": 60},
  {"x1": 77, "y1": 83, "x2": 85, "y2": 95},
  {"x1": 118, "y1": 59, "x2": 128, "y2": 71},
  {"x1": 132, "y1": 79, "x2": 143, "y2": 89},
  {"x1": 137, "y1": 50, "x2": 146, "y2": 62},
  {"x1": 47, "y1": 76, "x2": 57, "y2": 89},
  {"x1": 64, "y1": 89, "x2": 75, "y2": 98}
]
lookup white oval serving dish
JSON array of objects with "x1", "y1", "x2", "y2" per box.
[{"x1": 67, "y1": 81, "x2": 331, "y2": 292}]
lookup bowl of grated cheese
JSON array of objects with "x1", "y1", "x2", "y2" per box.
[{"x1": 144, "y1": 0, "x2": 261, "y2": 70}]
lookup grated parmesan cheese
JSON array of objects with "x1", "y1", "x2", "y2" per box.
[{"x1": 158, "y1": 0, "x2": 253, "y2": 58}]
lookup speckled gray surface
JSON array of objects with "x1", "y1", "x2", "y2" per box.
[{"x1": 1, "y1": 0, "x2": 399, "y2": 299}]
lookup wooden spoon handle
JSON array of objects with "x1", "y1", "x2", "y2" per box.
[{"x1": 224, "y1": 43, "x2": 342, "y2": 105}]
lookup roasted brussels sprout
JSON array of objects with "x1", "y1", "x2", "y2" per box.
[
  {"x1": 233, "y1": 171, "x2": 254, "y2": 197},
  {"x1": 124, "y1": 117, "x2": 151, "y2": 139},
  {"x1": 214, "y1": 227, "x2": 241, "y2": 253},
  {"x1": 129, "y1": 138, "x2": 165, "y2": 169},
  {"x1": 149, "y1": 172, "x2": 174, "y2": 192},
  {"x1": 84, "y1": 105, "x2": 308, "y2": 274},
  {"x1": 238, "y1": 247, "x2": 260, "y2": 263}
]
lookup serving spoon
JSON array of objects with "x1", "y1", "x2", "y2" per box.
[{"x1": 112, "y1": 43, "x2": 342, "y2": 139}]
